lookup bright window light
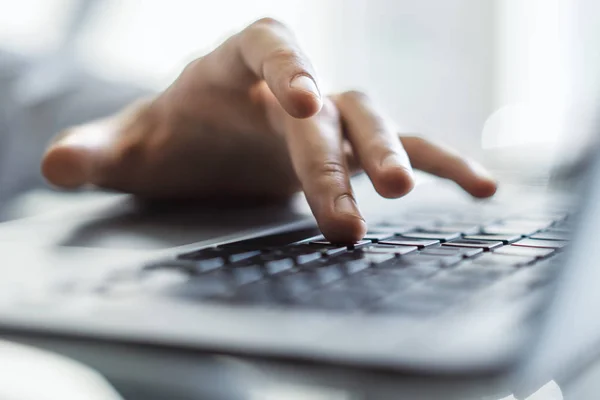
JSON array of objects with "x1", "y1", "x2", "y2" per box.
[{"x1": 483, "y1": 0, "x2": 571, "y2": 150}]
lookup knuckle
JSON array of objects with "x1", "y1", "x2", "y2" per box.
[
  {"x1": 245, "y1": 17, "x2": 288, "y2": 43},
  {"x1": 309, "y1": 160, "x2": 348, "y2": 186},
  {"x1": 180, "y1": 57, "x2": 205, "y2": 78},
  {"x1": 242, "y1": 22, "x2": 268, "y2": 45},
  {"x1": 264, "y1": 47, "x2": 304, "y2": 68},
  {"x1": 252, "y1": 17, "x2": 285, "y2": 29}
]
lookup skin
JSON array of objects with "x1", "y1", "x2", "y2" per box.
[{"x1": 41, "y1": 18, "x2": 497, "y2": 243}]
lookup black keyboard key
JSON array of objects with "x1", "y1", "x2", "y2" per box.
[
  {"x1": 231, "y1": 266, "x2": 264, "y2": 286},
  {"x1": 355, "y1": 252, "x2": 396, "y2": 264},
  {"x1": 273, "y1": 272, "x2": 317, "y2": 298},
  {"x1": 401, "y1": 231, "x2": 461, "y2": 242},
  {"x1": 310, "y1": 264, "x2": 345, "y2": 286},
  {"x1": 378, "y1": 238, "x2": 439, "y2": 248},
  {"x1": 380, "y1": 254, "x2": 437, "y2": 267},
  {"x1": 512, "y1": 238, "x2": 567, "y2": 249},
  {"x1": 228, "y1": 250, "x2": 262, "y2": 263},
  {"x1": 471, "y1": 253, "x2": 534, "y2": 268},
  {"x1": 451, "y1": 264, "x2": 513, "y2": 283},
  {"x1": 392, "y1": 252, "x2": 463, "y2": 268},
  {"x1": 327, "y1": 282, "x2": 385, "y2": 306},
  {"x1": 320, "y1": 247, "x2": 349, "y2": 257},
  {"x1": 392, "y1": 216, "x2": 444, "y2": 227},
  {"x1": 301, "y1": 234, "x2": 325, "y2": 242},
  {"x1": 196, "y1": 257, "x2": 226, "y2": 272},
  {"x1": 176, "y1": 247, "x2": 228, "y2": 272},
  {"x1": 236, "y1": 277, "x2": 312, "y2": 305},
  {"x1": 178, "y1": 247, "x2": 229, "y2": 260},
  {"x1": 419, "y1": 254, "x2": 463, "y2": 268},
  {"x1": 530, "y1": 231, "x2": 570, "y2": 241},
  {"x1": 350, "y1": 269, "x2": 423, "y2": 292},
  {"x1": 493, "y1": 245, "x2": 555, "y2": 258},
  {"x1": 361, "y1": 245, "x2": 418, "y2": 256},
  {"x1": 363, "y1": 232, "x2": 395, "y2": 242},
  {"x1": 427, "y1": 224, "x2": 480, "y2": 235},
  {"x1": 348, "y1": 240, "x2": 372, "y2": 249},
  {"x1": 294, "y1": 252, "x2": 323, "y2": 265},
  {"x1": 463, "y1": 234, "x2": 521, "y2": 244},
  {"x1": 502, "y1": 218, "x2": 555, "y2": 230},
  {"x1": 425, "y1": 272, "x2": 492, "y2": 291},
  {"x1": 230, "y1": 281, "x2": 276, "y2": 305},
  {"x1": 309, "y1": 239, "x2": 339, "y2": 246},
  {"x1": 443, "y1": 239, "x2": 503, "y2": 251},
  {"x1": 482, "y1": 225, "x2": 539, "y2": 236},
  {"x1": 342, "y1": 259, "x2": 372, "y2": 274},
  {"x1": 420, "y1": 246, "x2": 483, "y2": 258},
  {"x1": 263, "y1": 258, "x2": 295, "y2": 275},
  {"x1": 449, "y1": 216, "x2": 497, "y2": 225},
  {"x1": 144, "y1": 259, "x2": 196, "y2": 273},
  {"x1": 309, "y1": 239, "x2": 366, "y2": 249},
  {"x1": 295, "y1": 289, "x2": 360, "y2": 311},
  {"x1": 167, "y1": 271, "x2": 233, "y2": 300},
  {"x1": 313, "y1": 245, "x2": 348, "y2": 257},
  {"x1": 285, "y1": 245, "x2": 325, "y2": 255},
  {"x1": 394, "y1": 263, "x2": 441, "y2": 278},
  {"x1": 370, "y1": 224, "x2": 416, "y2": 234}
]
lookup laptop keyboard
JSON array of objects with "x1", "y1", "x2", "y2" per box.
[{"x1": 96, "y1": 207, "x2": 570, "y2": 318}]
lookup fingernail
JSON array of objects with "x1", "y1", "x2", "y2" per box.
[
  {"x1": 290, "y1": 74, "x2": 320, "y2": 98},
  {"x1": 335, "y1": 195, "x2": 360, "y2": 216}
]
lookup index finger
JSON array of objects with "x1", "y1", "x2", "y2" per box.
[
  {"x1": 210, "y1": 18, "x2": 323, "y2": 119},
  {"x1": 284, "y1": 100, "x2": 367, "y2": 243}
]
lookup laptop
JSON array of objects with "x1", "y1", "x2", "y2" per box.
[
  {"x1": 0, "y1": 5, "x2": 598, "y2": 400},
  {"x1": 0, "y1": 139, "x2": 593, "y2": 399}
]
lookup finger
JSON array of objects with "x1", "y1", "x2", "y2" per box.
[
  {"x1": 210, "y1": 18, "x2": 322, "y2": 119},
  {"x1": 42, "y1": 119, "x2": 117, "y2": 188},
  {"x1": 41, "y1": 100, "x2": 152, "y2": 190},
  {"x1": 335, "y1": 91, "x2": 414, "y2": 198},
  {"x1": 401, "y1": 136, "x2": 498, "y2": 198},
  {"x1": 284, "y1": 101, "x2": 366, "y2": 243}
]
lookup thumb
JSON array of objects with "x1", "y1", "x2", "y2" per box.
[
  {"x1": 41, "y1": 117, "x2": 121, "y2": 189},
  {"x1": 42, "y1": 98, "x2": 155, "y2": 189}
]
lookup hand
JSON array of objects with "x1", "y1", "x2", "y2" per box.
[{"x1": 41, "y1": 18, "x2": 497, "y2": 243}]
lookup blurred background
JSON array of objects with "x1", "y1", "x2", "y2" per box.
[
  {"x1": 0, "y1": 0, "x2": 595, "y2": 214},
  {"x1": 0, "y1": 0, "x2": 575, "y2": 149}
]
